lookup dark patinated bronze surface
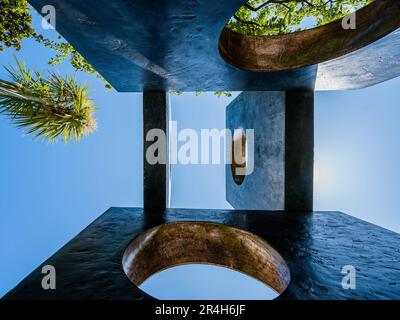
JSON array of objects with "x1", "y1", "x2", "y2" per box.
[
  {"x1": 26, "y1": 0, "x2": 400, "y2": 91},
  {"x1": 4, "y1": 208, "x2": 400, "y2": 300}
]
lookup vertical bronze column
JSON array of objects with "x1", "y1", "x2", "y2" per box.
[
  {"x1": 226, "y1": 90, "x2": 314, "y2": 212},
  {"x1": 284, "y1": 90, "x2": 314, "y2": 211},
  {"x1": 143, "y1": 90, "x2": 168, "y2": 211}
]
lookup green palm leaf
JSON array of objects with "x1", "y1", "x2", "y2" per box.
[{"x1": 0, "y1": 57, "x2": 97, "y2": 143}]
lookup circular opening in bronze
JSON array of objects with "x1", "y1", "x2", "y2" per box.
[
  {"x1": 219, "y1": 0, "x2": 400, "y2": 72},
  {"x1": 122, "y1": 222, "x2": 291, "y2": 299},
  {"x1": 231, "y1": 129, "x2": 247, "y2": 185}
]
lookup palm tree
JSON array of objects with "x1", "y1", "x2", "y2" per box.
[{"x1": 0, "y1": 58, "x2": 97, "y2": 143}]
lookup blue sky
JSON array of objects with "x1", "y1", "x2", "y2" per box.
[
  {"x1": 1, "y1": 9, "x2": 400, "y2": 298},
  {"x1": 315, "y1": 82, "x2": 400, "y2": 233},
  {"x1": 140, "y1": 264, "x2": 278, "y2": 300}
]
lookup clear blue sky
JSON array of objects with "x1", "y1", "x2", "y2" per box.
[
  {"x1": 1, "y1": 9, "x2": 400, "y2": 298},
  {"x1": 140, "y1": 264, "x2": 278, "y2": 300}
]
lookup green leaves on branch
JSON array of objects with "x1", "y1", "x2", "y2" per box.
[
  {"x1": 169, "y1": 91, "x2": 233, "y2": 98},
  {"x1": 228, "y1": 0, "x2": 375, "y2": 36},
  {"x1": 214, "y1": 91, "x2": 233, "y2": 98},
  {"x1": 34, "y1": 35, "x2": 112, "y2": 89},
  {"x1": 0, "y1": 2, "x2": 100, "y2": 143},
  {"x1": 0, "y1": 58, "x2": 97, "y2": 142},
  {"x1": 0, "y1": 0, "x2": 111, "y2": 89},
  {"x1": 0, "y1": 0, "x2": 35, "y2": 51}
]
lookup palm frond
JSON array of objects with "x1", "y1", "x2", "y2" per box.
[{"x1": 0, "y1": 57, "x2": 97, "y2": 143}]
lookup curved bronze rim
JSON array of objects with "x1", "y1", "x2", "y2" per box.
[
  {"x1": 122, "y1": 221, "x2": 291, "y2": 296},
  {"x1": 231, "y1": 129, "x2": 247, "y2": 185},
  {"x1": 219, "y1": 0, "x2": 400, "y2": 72}
]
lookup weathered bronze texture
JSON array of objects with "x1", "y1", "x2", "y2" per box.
[
  {"x1": 226, "y1": 91, "x2": 314, "y2": 211},
  {"x1": 27, "y1": 0, "x2": 400, "y2": 91},
  {"x1": 143, "y1": 91, "x2": 168, "y2": 210},
  {"x1": 4, "y1": 208, "x2": 400, "y2": 299},
  {"x1": 122, "y1": 221, "x2": 290, "y2": 294},
  {"x1": 219, "y1": 0, "x2": 400, "y2": 72}
]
